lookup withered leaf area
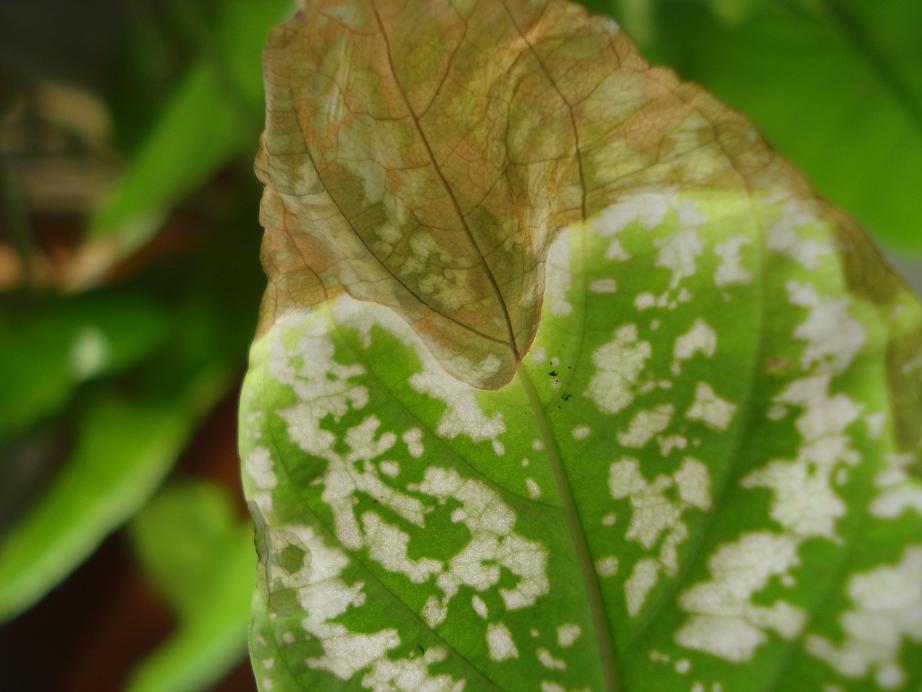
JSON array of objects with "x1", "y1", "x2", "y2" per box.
[{"x1": 256, "y1": 0, "x2": 897, "y2": 388}]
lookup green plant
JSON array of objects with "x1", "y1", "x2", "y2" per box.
[{"x1": 240, "y1": 1, "x2": 922, "y2": 690}]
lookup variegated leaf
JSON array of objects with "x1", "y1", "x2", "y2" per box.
[{"x1": 240, "y1": 1, "x2": 922, "y2": 690}]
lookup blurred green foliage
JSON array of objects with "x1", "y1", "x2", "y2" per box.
[
  {"x1": 0, "y1": 293, "x2": 167, "y2": 444},
  {"x1": 88, "y1": 0, "x2": 293, "y2": 270},
  {"x1": 0, "y1": 0, "x2": 919, "y2": 688},
  {"x1": 126, "y1": 481, "x2": 254, "y2": 692},
  {"x1": 1, "y1": 0, "x2": 295, "y2": 684}
]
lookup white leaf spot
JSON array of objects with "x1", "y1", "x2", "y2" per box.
[
  {"x1": 805, "y1": 547, "x2": 922, "y2": 690},
  {"x1": 486, "y1": 622, "x2": 519, "y2": 661},
  {"x1": 556, "y1": 623, "x2": 581, "y2": 647},
  {"x1": 585, "y1": 324, "x2": 652, "y2": 415},
  {"x1": 686, "y1": 382, "x2": 737, "y2": 430}
]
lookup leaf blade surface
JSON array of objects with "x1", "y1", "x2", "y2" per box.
[{"x1": 242, "y1": 1, "x2": 922, "y2": 690}]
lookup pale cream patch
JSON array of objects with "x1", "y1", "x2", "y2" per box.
[
  {"x1": 805, "y1": 547, "x2": 922, "y2": 690},
  {"x1": 268, "y1": 311, "x2": 368, "y2": 461},
  {"x1": 593, "y1": 190, "x2": 677, "y2": 263},
  {"x1": 585, "y1": 324, "x2": 652, "y2": 415},
  {"x1": 864, "y1": 412, "x2": 886, "y2": 439},
  {"x1": 676, "y1": 532, "x2": 805, "y2": 662},
  {"x1": 246, "y1": 446, "x2": 277, "y2": 511},
  {"x1": 870, "y1": 453, "x2": 922, "y2": 519},
  {"x1": 284, "y1": 414, "x2": 427, "y2": 550},
  {"x1": 618, "y1": 404, "x2": 674, "y2": 449},
  {"x1": 572, "y1": 425, "x2": 591, "y2": 440},
  {"x1": 537, "y1": 647, "x2": 567, "y2": 670},
  {"x1": 649, "y1": 649, "x2": 670, "y2": 663},
  {"x1": 655, "y1": 223, "x2": 703, "y2": 290},
  {"x1": 546, "y1": 231, "x2": 573, "y2": 317},
  {"x1": 743, "y1": 460, "x2": 845, "y2": 540},
  {"x1": 686, "y1": 382, "x2": 737, "y2": 430},
  {"x1": 765, "y1": 199, "x2": 830, "y2": 269},
  {"x1": 412, "y1": 361, "x2": 505, "y2": 444},
  {"x1": 417, "y1": 467, "x2": 549, "y2": 621},
  {"x1": 590, "y1": 278, "x2": 617, "y2": 293},
  {"x1": 714, "y1": 234, "x2": 752, "y2": 287},
  {"x1": 268, "y1": 525, "x2": 401, "y2": 680},
  {"x1": 486, "y1": 622, "x2": 519, "y2": 661},
  {"x1": 402, "y1": 427, "x2": 424, "y2": 458},
  {"x1": 610, "y1": 457, "x2": 711, "y2": 615},
  {"x1": 331, "y1": 297, "x2": 506, "y2": 447},
  {"x1": 379, "y1": 461, "x2": 400, "y2": 477},
  {"x1": 526, "y1": 478, "x2": 541, "y2": 499},
  {"x1": 360, "y1": 513, "x2": 442, "y2": 583},
  {"x1": 787, "y1": 281, "x2": 866, "y2": 374},
  {"x1": 688, "y1": 276, "x2": 869, "y2": 662},
  {"x1": 635, "y1": 292, "x2": 657, "y2": 310},
  {"x1": 674, "y1": 458, "x2": 711, "y2": 509},
  {"x1": 672, "y1": 319, "x2": 718, "y2": 375},
  {"x1": 556, "y1": 623, "x2": 581, "y2": 647},
  {"x1": 362, "y1": 646, "x2": 464, "y2": 692},
  {"x1": 596, "y1": 556, "x2": 619, "y2": 577},
  {"x1": 625, "y1": 559, "x2": 660, "y2": 617},
  {"x1": 657, "y1": 435, "x2": 688, "y2": 456},
  {"x1": 471, "y1": 595, "x2": 488, "y2": 619},
  {"x1": 743, "y1": 374, "x2": 861, "y2": 540}
]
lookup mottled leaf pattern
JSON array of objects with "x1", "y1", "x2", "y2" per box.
[{"x1": 240, "y1": 1, "x2": 922, "y2": 690}]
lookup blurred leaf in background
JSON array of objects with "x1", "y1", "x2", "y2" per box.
[
  {"x1": 0, "y1": 293, "x2": 168, "y2": 444},
  {"x1": 126, "y1": 480, "x2": 253, "y2": 692},
  {"x1": 0, "y1": 295, "x2": 241, "y2": 622},
  {"x1": 75, "y1": 0, "x2": 295, "y2": 287},
  {"x1": 1, "y1": 0, "x2": 295, "y2": 688}
]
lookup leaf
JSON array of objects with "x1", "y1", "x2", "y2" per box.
[
  {"x1": 0, "y1": 292, "x2": 167, "y2": 445},
  {"x1": 0, "y1": 303, "x2": 236, "y2": 622},
  {"x1": 69, "y1": 0, "x2": 296, "y2": 287},
  {"x1": 125, "y1": 480, "x2": 254, "y2": 692},
  {"x1": 645, "y1": 0, "x2": 922, "y2": 254},
  {"x1": 706, "y1": 0, "x2": 766, "y2": 26},
  {"x1": 242, "y1": 1, "x2": 922, "y2": 690}
]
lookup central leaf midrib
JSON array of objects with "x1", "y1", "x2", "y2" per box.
[{"x1": 518, "y1": 367, "x2": 620, "y2": 692}]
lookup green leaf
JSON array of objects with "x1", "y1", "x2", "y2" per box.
[
  {"x1": 645, "y1": 0, "x2": 922, "y2": 254},
  {"x1": 706, "y1": 0, "x2": 766, "y2": 26},
  {"x1": 242, "y1": 1, "x2": 922, "y2": 690},
  {"x1": 0, "y1": 293, "x2": 167, "y2": 445},
  {"x1": 72, "y1": 0, "x2": 296, "y2": 285},
  {"x1": 126, "y1": 480, "x2": 254, "y2": 692},
  {"x1": 0, "y1": 304, "x2": 236, "y2": 622}
]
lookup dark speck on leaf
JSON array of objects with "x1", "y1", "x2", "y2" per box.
[{"x1": 548, "y1": 370, "x2": 558, "y2": 377}]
